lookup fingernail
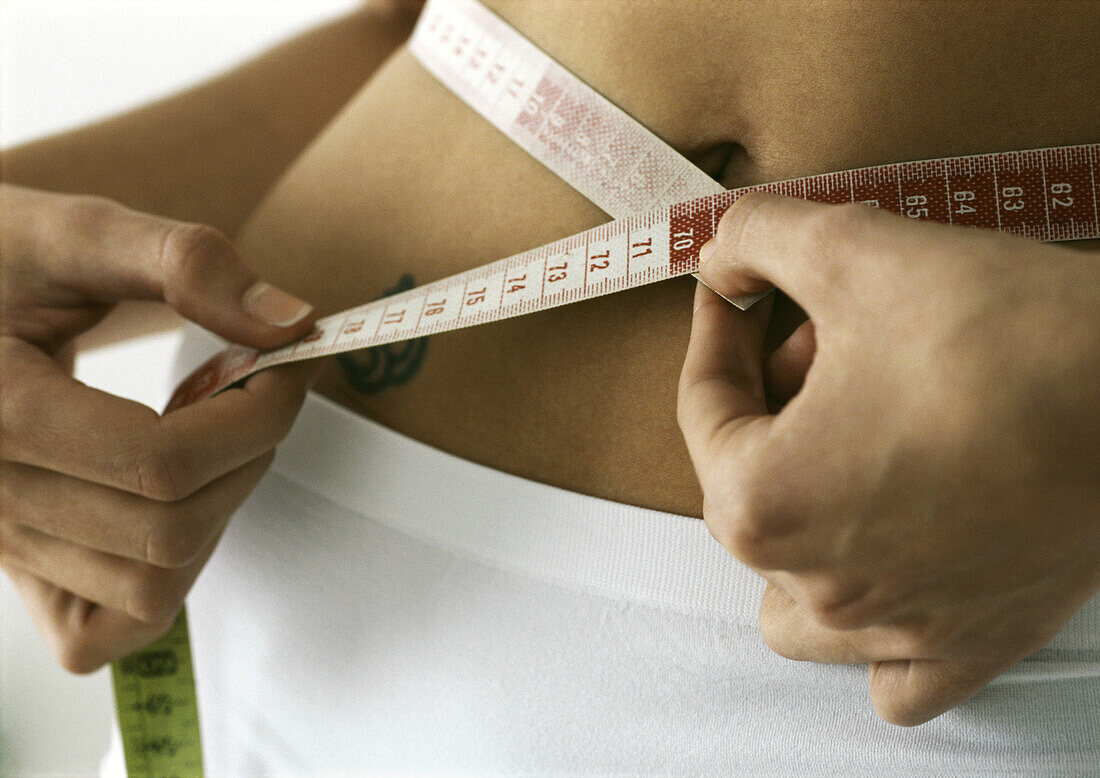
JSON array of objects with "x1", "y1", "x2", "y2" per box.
[
  {"x1": 698, "y1": 239, "x2": 716, "y2": 267},
  {"x1": 243, "y1": 281, "x2": 312, "y2": 327}
]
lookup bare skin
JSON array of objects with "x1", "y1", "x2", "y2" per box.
[
  {"x1": 237, "y1": 0, "x2": 1100, "y2": 517},
  {"x1": 1, "y1": 0, "x2": 1097, "y2": 726}
]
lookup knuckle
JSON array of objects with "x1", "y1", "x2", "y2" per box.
[
  {"x1": 50, "y1": 611, "x2": 176, "y2": 675},
  {"x1": 726, "y1": 523, "x2": 781, "y2": 569},
  {"x1": 702, "y1": 497, "x2": 744, "y2": 559},
  {"x1": 158, "y1": 222, "x2": 231, "y2": 306},
  {"x1": 54, "y1": 634, "x2": 107, "y2": 675},
  {"x1": 122, "y1": 437, "x2": 196, "y2": 502},
  {"x1": 758, "y1": 610, "x2": 799, "y2": 660},
  {"x1": 700, "y1": 490, "x2": 748, "y2": 556},
  {"x1": 716, "y1": 191, "x2": 780, "y2": 254},
  {"x1": 811, "y1": 604, "x2": 863, "y2": 632},
  {"x1": 36, "y1": 600, "x2": 105, "y2": 674},
  {"x1": 812, "y1": 201, "x2": 875, "y2": 240},
  {"x1": 757, "y1": 583, "x2": 817, "y2": 661},
  {"x1": 703, "y1": 478, "x2": 790, "y2": 569},
  {"x1": 806, "y1": 582, "x2": 880, "y2": 631},
  {"x1": 54, "y1": 193, "x2": 119, "y2": 238},
  {"x1": 914, "y1": 620, "x2": 958, "y2": 654},
  {"x1": 143, "y1": 506, "x2": 206, "y2": 569},
  {"x1": 131, "y1": 448, "x2": 180, "y2": 501},
  {"x1": 799, "y1": 201, "x2": 872, "y2": 277},
  {"x1": 124, "y1": 569, "x2": 185, "y2": 625},
  {"x1": 810, "y1": 600, "x2": 870, "y2": 632}
]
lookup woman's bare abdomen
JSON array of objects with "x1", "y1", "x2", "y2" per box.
[{"x1": 235, "y1": 0, "x2": 1099, "y2": 516}]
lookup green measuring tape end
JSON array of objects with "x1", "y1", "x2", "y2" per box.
[{"x1": 111, "y1": 607, "x2": 204, "y2": 778}]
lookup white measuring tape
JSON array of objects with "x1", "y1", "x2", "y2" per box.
[
  {"x1": 166, "y1": 135, "x2": 1100, "y2": 412},
  {"x1": 412, "y1": 0, "x2": 728, "y2": 219},
  {"x1": 164, "y1": 0, "x2": 1100, "y2": 411},
  {"x1": 114, "y1": 0, "x2": 1100, "y2": 773}
]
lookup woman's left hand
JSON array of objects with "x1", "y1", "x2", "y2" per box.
[{"x1": 677, "y1": 192, "x2": 1100, "y2": 726}]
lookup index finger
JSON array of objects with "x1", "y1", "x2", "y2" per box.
[
  {"x1": 700, "y1": 192, "x2": 903, "y2": 324},
  {"x1": 1, "y1": 337, "x2": 316, "y2": 500},
  {"x1": 2, "y1": 186, "x2": 315, "y2": 351}
]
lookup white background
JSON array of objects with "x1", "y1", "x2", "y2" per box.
[{"x1": 1, "y1": 2, "x2": 357, "y2": 775}]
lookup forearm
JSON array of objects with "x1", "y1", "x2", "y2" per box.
[{"x1": 0, "y1": 2, "x2": 418, "y2": 240}]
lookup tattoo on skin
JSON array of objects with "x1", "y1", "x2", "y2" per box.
[{"x1": 336, "y1": 274, "x2": 428, "y2": 394}]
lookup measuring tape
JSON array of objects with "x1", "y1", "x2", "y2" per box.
[
  {"x1": 163, "y1": 0, "x2": 1100, "y2": 412},
  {"x1": 110, "y1": 609, "x2": 203, "y2": 777},
  {"x1": 164, "y1": 141, "x2": 1099, "y2": 413},
  {"x1": 112, "y1": 0, "x2": 1100, "y2": 773}
]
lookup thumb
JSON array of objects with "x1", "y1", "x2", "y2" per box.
[
  {"x1": 148, "y1": 222, "x2": 316, "y2": 350},
  {"x1": 22, "y1": 189, "x2": 315, "y2": 350}
]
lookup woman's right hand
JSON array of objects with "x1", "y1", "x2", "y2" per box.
[{"x1": 1, "y1": 184, "x2": 320, "y2": 672}]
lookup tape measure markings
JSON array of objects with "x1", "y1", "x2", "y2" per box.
[
  {"x1": 164, "y1": 142, "x2": 1100, "y2": 412},
  {"x1": 410, "y1": 0, "x2": 759, "y2": 308},
  {"x1": 412, "y1": 0, "x2": 724, "y2": 219},
  {"x1": 111, "y1": 608, "x2": 203, "y2": 778},
  {"x1": 1086, "y1": 144, "x2": 1095, "y2": 229}
]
